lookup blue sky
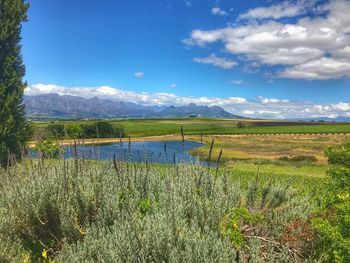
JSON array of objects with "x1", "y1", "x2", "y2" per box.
[{"x1": 22, "y1": 0, "x2": 350, "y2": 119}]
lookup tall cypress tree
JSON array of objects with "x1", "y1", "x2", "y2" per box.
[{"x1": 0, "y1": 0, "x2": 29, "y2": 167}]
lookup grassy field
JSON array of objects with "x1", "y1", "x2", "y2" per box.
[
  {"x1": 188, "y1": 133, "x2": 350, "y2": 164},
  {"x1": 30, "y1": 118, "x2": 350, "y2": 179},
  {"x1": 187, "y1": 133, "x2": 350, "y2": 178},
  {"x1": 32, "y1": 117, "x2": 350, "y2": 137}
]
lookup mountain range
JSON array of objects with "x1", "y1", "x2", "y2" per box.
[
  {"x1": 24, "y1": 94, "x2": 243, "y2": 119},
  {"x1": 290, "y1": 116, "x2": 350, "y2": 122}
]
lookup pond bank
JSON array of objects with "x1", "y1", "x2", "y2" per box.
[{"x1": 27, "y1": 134, "x2": 193, "y2": 148}]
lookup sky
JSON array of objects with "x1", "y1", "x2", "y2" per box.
[{"x1": 22, "y1": 0, "x2": 350, "y2": 119}]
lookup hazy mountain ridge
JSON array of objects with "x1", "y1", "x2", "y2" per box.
[
  {"x1": 289, "y1": 117, "x2": 350, "y2": 122},
  {"x1": 24, "y1": 94, "x2": 243, "y2": 119}
]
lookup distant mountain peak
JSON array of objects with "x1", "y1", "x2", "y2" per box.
[{"x1": 24, "y1": 93, "x2": 244, "y2": 120}]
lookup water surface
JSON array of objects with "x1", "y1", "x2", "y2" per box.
[{"x1": 33, "y1": 140, "x2": 209, "y2": 165}]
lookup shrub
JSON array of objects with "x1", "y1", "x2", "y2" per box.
[
  {"x1": 311, "y1": 143, "x2": 350, "y2": 262},
  {"x1": 34, "y1": 139, "x2": 63, "y2": 159},
  {"x1": 237, "y1": 122, "x2": 246, "y2": 128},
  {"x1": 46, "y1": 124, "x2": 66, "y2": 139},
  {"x1": 65, "y1": 124, "x2": 82, "y2": 139},
  {"x1": 80, "y1": 123, "x2": 97, "y2": 139},
  {"x1": 278, "y1": 155, "x2": 317, "y2": 163},
  {"x1": 95, "y1": 121, "x2": 123, "y2": 138},
  {"x1": 324, "y1": 142, "x2": 350, "y2": 169},
  {"x1": 0, "y1": 159, "x2": 315, "y2": 262},
  {"x1": 80, "y1": 122, "x2": 124, "y2": 138}
]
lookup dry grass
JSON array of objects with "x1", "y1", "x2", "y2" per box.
[{"x1": 189, "y1": 133, "x2": 350, "y2": 165}]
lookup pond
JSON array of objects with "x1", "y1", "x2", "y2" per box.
[{"x1": 32, "y1": 140, "x2": 212, "y2": 165}]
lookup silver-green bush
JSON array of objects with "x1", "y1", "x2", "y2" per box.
[{"x1": 0, "y1": 159, "x2": 317, "y2": 262}]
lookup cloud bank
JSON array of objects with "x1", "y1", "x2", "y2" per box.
[
  {"x1": 25, "y1": 84, "x2": 350, "y2": 119},
  {"x1": 185, "y1": 0, "x2": 350, "y2": 80}
]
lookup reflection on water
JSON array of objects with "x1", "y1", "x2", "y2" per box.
[{"x1": 31, "y1": 140, "x2": 211, "y2": 165}]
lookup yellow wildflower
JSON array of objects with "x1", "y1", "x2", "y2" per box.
[
  {"x1": 42, "y1": 248, "x2": 48, "y2": 259},
  {"x1": 22, "y1": 252, "x2": 30, "y2": 263},
  {"x1": 337, "y1": 193, "x2": 349, "y2": 200}
]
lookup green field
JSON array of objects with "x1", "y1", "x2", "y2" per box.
[
  {"x1": 32, "y1": 118, "x2": 350, "y2": 138},
  {"x1": 30, "y1": 118, "x2": 350, "y2": 179}
]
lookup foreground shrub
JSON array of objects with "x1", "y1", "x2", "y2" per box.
[
  {"x1": 34, "y1": 139, "x2": 63, "y2": 159},
  {"x1": 0, "y1": 158, "x2": 317, "y2": 262},
  {"x1": 311, "y1": 143, "x2": 350, "y2": 262}
]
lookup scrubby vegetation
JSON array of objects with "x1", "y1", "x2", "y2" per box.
[
  {"x1": 0, "y1": 150, "x2": 332, "y2": 262},
  {"x1": 277, "y1": 155, "x2": 318, "y2": 163},
  {"x1": 311, "y1": 143, "x2": 350, "y2": 262},
  {"x1": 1, "y1": 140, "x2": 349, "y2": 262},
  {"x1": 0, "y1": 160, "x2": 312, "y2": 262},
  {"x1": 34, "y1": 140, "x2": 63, "y2": 159}
]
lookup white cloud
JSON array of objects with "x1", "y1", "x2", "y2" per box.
[
  {"x1": 279, "y1": 57, "x2": 350, "y2": 80},
  {"x1": 242, "y1": 110, "x2": 255, "y2": 115},
  {"x1": 239, "y1": 1, "x2": 308, "y2": 20},
  {"x1": 333, "y1": 46, "x2": 350, "y2": 59},
  {"x1": 25, "y1": 84, "x2": 350, "y2": 119},
  {"x1": 193, "y1": 53, "x2": 237, "y2": 69},
  {"x1": 169, "y1": 83, "x2": 177, "y2": 88},
  {"x1": 258, "y1": 96, "x2": 290, "y2": 104},
  {"x1": 230, "y1": 80, "x2": 246, "y2": 86},
  {"x1": 25, "y1": 84, "x2": 247, "y2": 108},
  {"x1": 184, "y1": 0, "x2": 350, "y2": 80},
  {"x1": 212, "y1": 7, "x2": 228, "y2": 16},
  {"x1": 134, "y1": 72, "x2": 144, "y2": 78}
]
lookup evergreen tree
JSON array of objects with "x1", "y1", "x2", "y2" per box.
[{"x1": 0, "y1": 0, "x2": 29, "y2": 167}]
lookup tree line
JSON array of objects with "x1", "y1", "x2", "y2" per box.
[{"x1": 45, "y1": 121, "x2": 124, "y2": 139}]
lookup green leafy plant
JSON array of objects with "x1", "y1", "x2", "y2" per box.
[
  {"x1": 0, "y1": 158, "x2": 318, "y2": 262},
  {"x1": 65, "y1": 124, "x2": 82, "y2": 139},
  {"x1": 34, "y1": 140, "x2": 63, "y2": 159},
  {"x1": 311, "y1": 143, "x2": 350, "y2": 262},
  {"x1": 80, "y1": 122, "x2": 124, "y2": 138},
  {"x1": 46, "y1": 124, "x2": 66, "y2": 139},
  {"x1": 220, "y1": 207, "x2": 263, "y2": 248}
]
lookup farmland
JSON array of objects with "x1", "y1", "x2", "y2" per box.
[
  {"x1": 29, "y1": 118, "x2": 350, "y2": 178},
  {"x1": 31, "y1": 118, "x2": 350, "y2": 138},
  {"x1": 189, "y1": 133, "x2": 350, "y2": 164}
]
